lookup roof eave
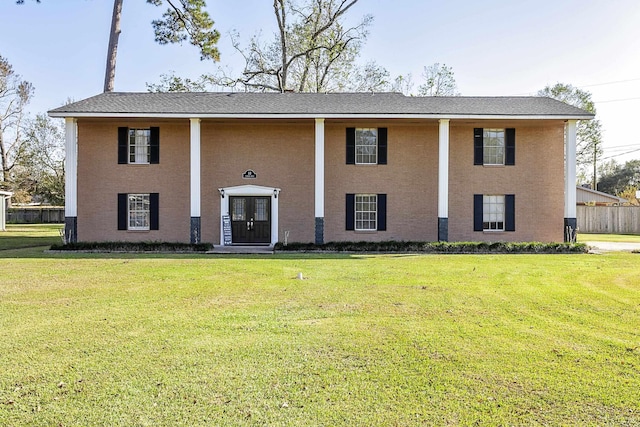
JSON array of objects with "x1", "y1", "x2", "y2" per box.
[{"x1": 47, "y1": 112, "x2": 595, "y2": 120}]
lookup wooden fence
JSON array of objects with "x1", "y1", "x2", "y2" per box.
[
  {"x1": 577, "y1": 205, "x2": 640, "y2": 234},
  {"x1": 7, "y1": 207, "x2": 65, "y2": 224}
]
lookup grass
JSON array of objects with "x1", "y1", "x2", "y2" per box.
[
  {"x1": 578, "y1": 232, "x2": 640, "y2": 243},
  {"x1": 0, "y1": 224, "x2": 63, "y2": 251},
  {"x1": 0, "y1": 228, "x2": 639, "y2": 425}
]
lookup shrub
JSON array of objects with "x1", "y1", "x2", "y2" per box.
[
  {"x1": 50, "y1": 241, "x2": 213, "y2": 252},
  {"x1": 274, "y1": 241, "x2": 587, "y2": 254}
]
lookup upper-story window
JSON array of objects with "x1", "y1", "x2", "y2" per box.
[
  {"x1": 474, "y1": 128, "x2": 515, "y2": 166},
  {"x1": 483, "y1": 129, "x2": 505, "y2": 165},
  {"x1": 129, "y1": 129, "x2": 150, "y2": 164},
  {"x1": 355, "y1": 128, "x2": 378, "y2": 164},
  {"x1": 346, "y1": 127, "x2": 388, "y2": 165},
  {"x1": 118, "y1": 126, "x2": 159, "y2": 165}
]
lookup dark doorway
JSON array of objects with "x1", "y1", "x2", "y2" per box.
[{"x1": 229, "y1": 196, "x2": 271, "y2": 244}]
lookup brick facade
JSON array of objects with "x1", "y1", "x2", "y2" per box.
[{"x1": 74, "y1": 117, "x2": 567, "y2": 244}]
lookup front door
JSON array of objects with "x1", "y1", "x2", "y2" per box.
[{"x1": 230, "y1": 196, "x2": 271, "y2": 244}]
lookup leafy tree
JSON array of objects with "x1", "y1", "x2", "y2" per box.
[
  {"x1": 12, "y1": 114, "x2": 65, "y2": 205},
  {"x1": 18, "y1": 0, "x2": 220, "y2": 92},
  {"x1": 417, "y1": 63, "x2": 459, "y2": 96},
  {"x1": 0, "y1": 55, "x2": 34, "y2": 189},
  {"x1": 537, "y1": 83, "x2": 603, "y2": 188},
  {"x1": 597, "y1": 159, "x2": 640, "y2": 197}
]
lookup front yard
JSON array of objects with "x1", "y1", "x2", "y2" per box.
[{"x1": 0, "y1": 226, "x2": 639, "y2": 426}]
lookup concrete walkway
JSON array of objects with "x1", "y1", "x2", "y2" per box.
[{"x1": 583, "y1": 241, "x2": 640, "y2": 252}]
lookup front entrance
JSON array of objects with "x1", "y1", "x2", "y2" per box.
[{"x1": 230, "y1": 196, "x2": 271, "y2": 244}]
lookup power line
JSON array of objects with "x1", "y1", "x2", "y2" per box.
[
  {"x1": 594, "y1": 97, "x2": 640, "y2": 104},
  {"x1": 600, "y1": 147, "x2": 640, "y2": 160},
  {"x1": 578, "y1": 77, "x2": 640, "y2": 88}
]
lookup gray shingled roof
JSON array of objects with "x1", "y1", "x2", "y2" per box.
[{"x1": 48, "y1": 92, "x2": 594, "y2": 118}]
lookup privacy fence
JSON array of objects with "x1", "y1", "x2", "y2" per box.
[
  {"x1": 7, "y1": 207, "x2": 64, "y2": 224},
  {"x1": 577, "y1": 205, "x2": 640, "y2": 234}
]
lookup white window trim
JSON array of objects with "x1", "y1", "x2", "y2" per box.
[
  {"x1": 483, "y1": 128, "x2": 505, "y2": 166},
  {"x1": 355, "y1": 128, "x2": 378, "y2": 165},
  {"x1": 355, "y1": 194, "x2": 377, "y2": 232},
  {"x1": 128, "y1": 193, "x2": 150, "y2": 231}
]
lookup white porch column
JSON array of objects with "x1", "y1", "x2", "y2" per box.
[
  {"x1": 190, "y1": 118, "x2": 202, "y2": 243},
  {"x1": 64, "y1": 117, "x2": 78, "y2": 242},
  {"x1": 564, "y1": 120, "x2": 577, "y2": 242},
  {"x1": 438, "y1": 119, "x2": 450, "y2": 241},
  {"x1": 314, "y1": 118, "x2": 325, "y2": 244}
]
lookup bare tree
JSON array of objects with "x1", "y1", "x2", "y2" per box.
[
  {"x1": 0, "y1": 55, "x2": 34, "y2": 188},
  {"x1": 418, "y1": 63, "x2": 459, "y2": 96}
]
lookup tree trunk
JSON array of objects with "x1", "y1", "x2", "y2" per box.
[{"x1": 104, "y1": 0, "x2": 123, "y2": 92}]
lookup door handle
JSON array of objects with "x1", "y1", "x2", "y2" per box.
[{"x1": 247, "y1": 218, "x2": 254, "y2": 231}]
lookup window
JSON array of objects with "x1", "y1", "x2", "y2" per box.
[
  {"x1": 346, "y1": 128, "x2": 387, "y2": 165},
  {"x1": 118, "y1": 127, "x2": 160, "y2": 164},
  {"x1": 483, "y1": 129, "x2": 505, "y2": 165},
  {"x1": 128, "y1": 194, "x2": 150, "y2": 230},
  {"x1": 356, "y1": 128, "x2": 378, "y2": 164},
  {"x1": 473, "y1": 194, "x2": 515, "y2": 232},
  {"x1": 482, "y1": 195, "x2": 504, "y2": 231},
  {"x1": 118, "y1": 193, "x2": 159, "y2": 231},
  {"x1": 355, "y1": 194, "x2": 377, "y2": 231},
  {"x1": 346, "y1": 193, "x2": 387, "y2": 231},
  {"x1": 474, "y1": 128, "x2": 515, "y2": 166},
  {"x1": 129, "y1": 129, "x2": 150, "y2": 164}
]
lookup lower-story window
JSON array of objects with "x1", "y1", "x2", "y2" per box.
[
  {"x1": 118, "y1": 193, "x2": 159, "y2": 231},
  {"x1": 474, "y1": 194, "x2": 515, "y2": 232},
  {"x1": 128, "y1": 194, "x2": 150, "y2": 230},
  {"x1": 483, "y1": 195, "x2": 504, "y2": 231},
  {"x1": 356, "y1": 194, "x2": 377, "y2": 231},
  {"x1": 346, "y1": 193, "x2": 387, "y2": 231}
]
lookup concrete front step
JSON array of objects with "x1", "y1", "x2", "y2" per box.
[{"x1": 207, "y1": 245, "x2": 274, "y2": 254}]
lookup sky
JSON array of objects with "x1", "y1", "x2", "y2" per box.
[{"x1": 2, "y1": 0, "x2": 640, "y2": 164}]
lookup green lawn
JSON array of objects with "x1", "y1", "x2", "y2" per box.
[
  {"x1": 1, "y1": 229, "x2": 639, "y2": 426},
  {"x1": 578, "y1": 232, "x2": 640, "y2": 243}
]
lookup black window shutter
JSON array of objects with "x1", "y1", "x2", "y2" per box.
[
  {"x1": 150, "y1": 127, "x2": 160, "y2": 164},
  {"x1": 377, "y1": 194, "x2": 387, "y2": 231},
  {"x1": 505, "y1": 128, "x2": 515, "y2": 165},
  {"x1": 150, "y1": 193, "x2": 159, "y2": 230},
  {"x1": 346, "y1": 194, "x2": 355, "y2": 230},
  {"x1": 473, "y1": 194, "x2": 483, "y2": 232},
  {"x1": 118, "y1": 193, "x2": 128, "y2": 230},
  {"x1": 118, "y1": 127, "x2": 129, "y2": 164},
  {"x1": 474, "y1": 128, "x2": 483, "y2": 165},
  {"x1": 505, "y1": 194, "x2": 515, "y2": 231},
  {"x1": 377, "y1": 128, "x2": 387, "y2": 165},
  {"x1": 346, "y1": 128, "x2": 356, "y2": 164}
]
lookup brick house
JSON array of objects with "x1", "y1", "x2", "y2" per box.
[{"x1": 48, "y1": 92, "x2": 593, "y2": 246}]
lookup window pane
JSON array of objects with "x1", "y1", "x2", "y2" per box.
[
  {"x1": 355, "y1": 128, "x2": 377, "y2": 164},
  {"x1": 232, "y1": 199, "x2": 246, "y2": 221},
  {"x1": 254, "y1": 198, "x2": 269, "y2": 221}
]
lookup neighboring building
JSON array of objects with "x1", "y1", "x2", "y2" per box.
[
  {"x1": 0, "y1": 191, "x2": 12, "y2": 231},
  {"x1": 48, "y1": 92, "x2": 593, "y2": 246},
  {"x1": 576, "y1": 186, "x2": 627, "y2": 206}
]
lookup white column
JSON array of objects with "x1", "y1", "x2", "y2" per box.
[
  {"x1": 565, "y1": 120, "x2": 577, "y2": 219},
  {"x1": 64, "y1": 118, "x2": 77, "y2": 217},
  {"x1": 438, "y1": 119, "x2": 450, "y2": 241},
  {"x1": 190, "y1": 118, "x2": 201, "y2": 218},
  {"x1": 314, "y1": 118, "x2": 325, "y2": 244},
  {"x1": 315, "y1": 118, "x2": 325, "y2": 217}
]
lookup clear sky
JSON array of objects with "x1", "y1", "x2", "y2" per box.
[{"x1": 2, "y1": 0, "x2": 640, "y2": 163}]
